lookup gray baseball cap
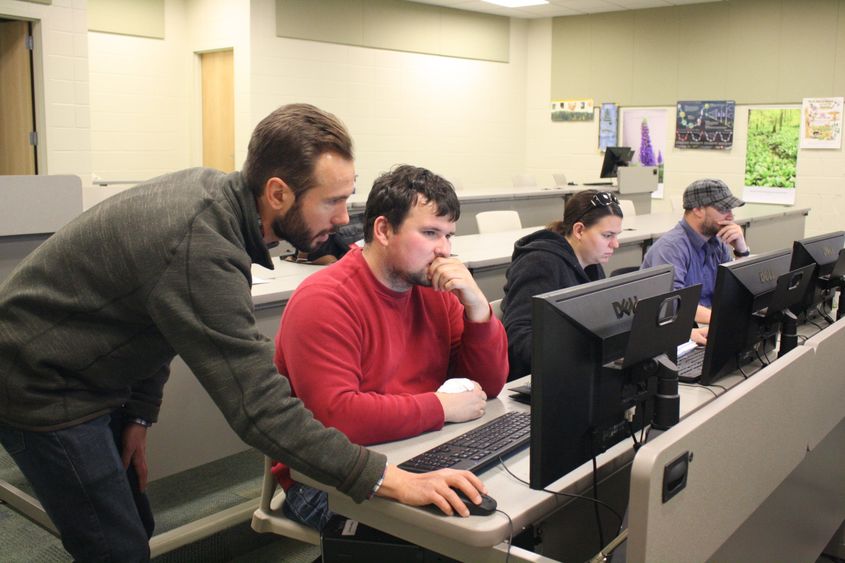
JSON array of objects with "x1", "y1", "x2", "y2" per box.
[{"x1": 682, "y1": 179, "x2": 745, "y2": 211}]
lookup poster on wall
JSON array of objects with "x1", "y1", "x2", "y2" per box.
[
  {"x1": 675, "y1": 100, "x2": 735, "y2": 149},
  {"x1": 599, "y1": 103, "x2": 618, "y2": 150},
  {"x1": 551, "y1": 99, "x2": 594, "y2": 122},
  {"x1": 621, "y1": 108, "x2": 667, "y2": 198},
  {"x1": 744, "y1": 108, "x2": 800, "y2": 205},
  {"x1": 800, "y1": 97, "x2": 843, "y2": 149}
]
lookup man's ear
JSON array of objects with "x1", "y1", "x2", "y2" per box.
[
  {"x1": 371, "y1": 216, "x2": 393, "y2": 246},
  {"x1": 262, "y1": 177, "x2": 295, "y2": 212}
]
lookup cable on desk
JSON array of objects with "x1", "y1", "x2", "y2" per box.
[
  {"x1": 591, "y1": 454, "x2": 604, "y2": 551},
  {"x1": 627, "y1": 421, "x2": 640, "y2": 450},
  {"x1": 495, "y1": 456, "x2": 624, "y2": 528},
  {"x1": 495, "y1": 508, "x2": 514, "y2": 563},
  {"x1": 679, "y1": 381, "x2": 719, "y2": 398}
]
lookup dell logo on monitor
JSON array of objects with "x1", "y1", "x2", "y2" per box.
[
  {"x1": 759, "y1": 269, "x2": 776, "y2": 283},
  {"x1": 612, "y1": 296, "x2": 638, "y2": 319}
]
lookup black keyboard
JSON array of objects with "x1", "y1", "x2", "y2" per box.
[
  {"x1": 398, "y1": 411, "x2": 531, "y2": 474},
  {"x1": 678, "y1": 346, "x2": 705, "y2": 382}
]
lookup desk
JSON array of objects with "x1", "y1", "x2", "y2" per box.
[
  {"x1": 293, "y1": 373, "x2": 744, "y2": 563},
  {"x1": 628, "y1": 318, "x2": 845, "y2": 562},
  {"x1": 453, "y1": 207, "x2": 809, "y2": 302},
  {"x1": 350, "y1": 187, "x2": 572, "y2": 236}
]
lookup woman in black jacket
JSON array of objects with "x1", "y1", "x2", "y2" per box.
[{"x1": 502, "y1": 190, "x2": 624, "y2": 380}]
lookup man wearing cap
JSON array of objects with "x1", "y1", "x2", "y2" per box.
[{"x1": 641, "y1": 179, "x2": 749, "y2": 337}]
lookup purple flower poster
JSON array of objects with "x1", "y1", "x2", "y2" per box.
[
  {"x1": 675, "y1": 100, "x2": 735, "y2": 149},
  {"x1": 621, "y1": 108, "x2": 667, "y2": 196}
]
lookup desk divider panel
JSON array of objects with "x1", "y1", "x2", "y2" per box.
[{"x1": 626, "y1": 345, "x2": 824, "y2": 561}]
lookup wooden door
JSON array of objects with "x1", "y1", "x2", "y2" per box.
[
  {"x1": 200, "y1": 49, "x2": 234, "y2": 172},
  {"x1": 0, "y1": 19, "x2": 36, "y2": 175}
]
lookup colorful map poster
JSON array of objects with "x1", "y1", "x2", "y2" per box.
[
  {"x1": 675, "y1": 100, "x2": 735, "y2": 149},
  {"x1": 599, "y1": 103, "x2": 618, "y2": 150},
  {"x1": 801, "y1": 97, "x2": 843, "y2": 149},
  {"x1": 551, "y1": 99, "x2": 594, "y2": 122}
]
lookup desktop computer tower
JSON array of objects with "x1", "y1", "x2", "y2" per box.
[{"x1": 321, "y1": 515, "x2": 459, "y2": 562}]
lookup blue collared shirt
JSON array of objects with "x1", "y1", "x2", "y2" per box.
[{"x1": 641, "y1": 219, "x2": 732, "y2": 307}]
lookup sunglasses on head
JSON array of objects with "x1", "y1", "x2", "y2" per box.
[{"x1": 574, "y1": 192, "x2": 620, "y2": 223}]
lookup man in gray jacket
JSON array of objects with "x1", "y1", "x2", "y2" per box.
[{"x1": 0, "y1": 104, "x2": 486, "y2": 562}]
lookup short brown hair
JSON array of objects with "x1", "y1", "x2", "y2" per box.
[
  {"x1": 242, "y1": 104, "x2": 353, "y2": 199},
  {"x1": 363, "y1": 165, "x2": 460, "y2": 243}
]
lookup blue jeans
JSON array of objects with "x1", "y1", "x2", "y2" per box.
[
  {"x1": 0, "y1": 413, "x2": 154, "y2": 562},
  {"x1": 282, "y1": 482, "x2": 335, "y2": 532}
]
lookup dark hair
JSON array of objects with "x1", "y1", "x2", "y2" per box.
[
  {"x1": 548, "y1": 189, "x2": 623, "y2": 236},
  {"x1": 363, "y1": 165, "x2": 460, "y2": 243},
  {"x1": 242, "y1": 103, "x2": 353, "y2": 199}
]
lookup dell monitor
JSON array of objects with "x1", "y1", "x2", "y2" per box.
[
  {"x1": 699, "y1": 249, "x2": 813, "y2": 385},
  {"x1": 529, "y1": 265, "x2": 698, "y2": 489},
  {"x1": 789, "y1": 231, "x2": 845, "y2": 320},
  {"x1": 600, "y1": 146, "x2": 634, "y2": 179}
]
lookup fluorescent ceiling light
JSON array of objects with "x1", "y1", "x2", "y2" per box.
[{"x1": 482, "y1": 0, "x2": 549, "y2": 7}]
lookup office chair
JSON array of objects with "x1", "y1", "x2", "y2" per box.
[
  {"x1": 475, "y1": 210, "x2": 522, "y2": 234},
  {"x1": 251, "y1": 457, "x2": 320, "y2": 545},
  {"x1": 619, "y1": 199, "x2": 636, "y2": 218},
  {"x1": 490, "y1": 299, "x2": 503, "y2": 321}
]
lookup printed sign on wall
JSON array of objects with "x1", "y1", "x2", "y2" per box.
[
  {"x1": 675, "y1": 100, "x2": 735, "y2": 150},
  {"x1": 551, "y1": 99, "x2": 594, "y2": 122},
  {"x1": 800, "y1": 97, "x2": 843, "y2": 149}
]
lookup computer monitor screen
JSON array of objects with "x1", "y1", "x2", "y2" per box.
[
  {"x1": 699, "y1": 249, "x2": 793, "y2": 385},
  {"x1": 529, "y1": 265, "x2": 697, "y2": 489},
  {"x1": 599, "y1": 146, "x2": 634, "y2": 179},
  {"x1": 789, "y1": 231, "x2": 845, "y2": 318}
]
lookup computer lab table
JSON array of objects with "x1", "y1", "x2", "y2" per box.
[{"x1": 292, "y1": 373, "x2": 745, "y2": 563}]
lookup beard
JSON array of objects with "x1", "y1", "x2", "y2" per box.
[
  {"x1": 271, "y1": 200, "x2": 330, "y2": 253},
  {"x1": 382, "y1": 264, "x2": 432, "y2": 291},
  {"x1": 701, "y1": 217, "x2": 721, "y2": 238}
]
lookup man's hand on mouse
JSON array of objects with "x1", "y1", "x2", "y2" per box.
[{"x1": 377, "y1": 465, "x2": 487, "y2": 517}]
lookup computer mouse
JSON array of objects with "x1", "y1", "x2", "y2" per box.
[{"x1": 452, "y1": 488, "x2": 497, "y2": 516}]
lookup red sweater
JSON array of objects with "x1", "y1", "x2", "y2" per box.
[{"x1": 272, "y1": 247, "x2": 508, "y2": 487}]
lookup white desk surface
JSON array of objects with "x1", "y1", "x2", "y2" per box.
[
  {"x1": 248, "y1": 206, "x2": 808, "y2": 306},
  {"x1": 347, "y1": 187, "x2": 577, "y2": 210},
  {"x1": 293, "y1": 374, "x2": 744, "y2": 555},
  {"x1": 250, "y1": 260, "x2": 325, "y2": 308}
]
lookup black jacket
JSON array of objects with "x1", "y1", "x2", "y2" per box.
[{"x1": 501, "y1": 229, "x2": 605, "y2": 380}]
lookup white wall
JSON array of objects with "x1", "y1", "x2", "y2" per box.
[
  {"x1": 185, "y1": 0, "x2": 251, "y2": 169},
  {"x1": 0, "y1": 0, "x2": 91, "y2": 182},
  {"x1": 523, "y1": 18, "x2": 845, "y2": 236},
  {"x1": 249, "y1": 0, "x2": 528, "y2": 196},
  {"x1": 88, "y1": 0, "x2": 191, "y2": 183}
]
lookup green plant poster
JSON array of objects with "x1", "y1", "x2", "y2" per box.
[{"x1": 745, "y1": 109, "x2": 800, "y2": 189}]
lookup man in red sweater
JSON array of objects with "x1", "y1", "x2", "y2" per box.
[{"x1": 273, "y1": 165, "x2": 509, "y2": 530}]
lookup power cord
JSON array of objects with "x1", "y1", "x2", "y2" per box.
[
  {"x1": 495, "y1": 508, "x2": 514, "y2": 563},
  {"x1": 495, "y1": 457, "x2": 624, "y2": 529},
  {"x1": 679, "y1": 381, "x2": 718, "y2": 398},
  {"x1": 591, "y1": 454, "x2": 604, "y2": 551}
]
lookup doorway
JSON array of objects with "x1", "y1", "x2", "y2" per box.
[
  {"x1": 200, "y1": 49, "x2": 234, "y2": 172},
  {"x1": 0, "y1": 19, "x2": 36, "y2": 175}
]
